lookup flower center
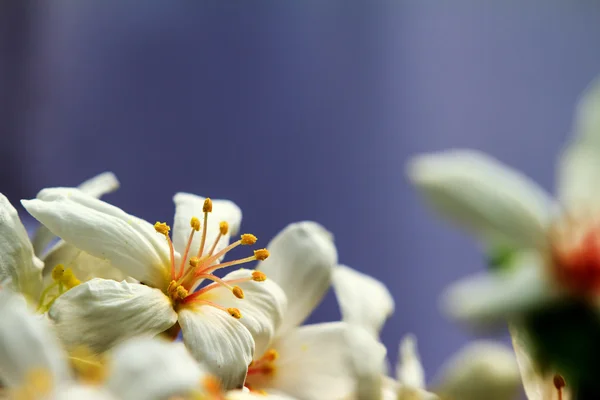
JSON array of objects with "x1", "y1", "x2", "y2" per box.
[
  {"x1": 154, "y1": 198, "x2": 270, "y2": 319},
  {"x1": 550, "y1": 216, "x2": 600, "y2": 297},
  {"x1": 37, "y1": 264, "x2": 81, "y2": 313}
]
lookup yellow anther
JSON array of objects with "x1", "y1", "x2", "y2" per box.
[
  {"x1": 168, "y1": 280, "x2": 178, "y2": 294},
  {"x1": 190, "y1": 217, "x2": 201, "y2": 231},
  {"x1": 175, "y1": 286, "x2": 189, "y2": 300},
  {"x1": 228, "y1": 308, "x2": 242, "y2": 319},
  {"x1": 189, "y1": 256, "x2": 201, "y2": 267},
  {"x1": 261, "y1": 364, "x2": 276, "y2": 376},
  {"x1": 154, "y1": 222, "x2": 170, "y2": 235},
  {"x1": 241, "y1": 234, "x2": 258, "y2": 245},
  {"x1": 203, "y1": 198, "x2": 213, "y2": 213},
  {"x1": 219, "y1": 221, "x2": 229, "y2": 235},
  {"x1": 61, "y1": 268, "x2": 81, "y2": 289},
  {"x1": 264, "y1": 349, "x2": 279, "y2": 361},
  {"x1": 252, "y1": 271, "x2": 267, "y2": 282},
  {"x1": 51, "y1": 264, "x2": 65, "y2": 281},
  {"x1": 202, "y1": 375, "x2": 223, "y2": 397},
  {"x1": 254, "y1": 249, "x2": 270, "y2": 261},
  {"x1": 232, "y1": 286, "x2": 244, "y2": 299}
]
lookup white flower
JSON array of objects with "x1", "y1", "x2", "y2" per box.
[
  {"x1": 23, "y1": 190, "x2": 287, "y2": 390},
  {"x1": 242, "y1": 222, "x2": 360, "y2": 400},
  {"x1": 0, "y1": 172, "x2": 122, "y2": 308},
  {"x1": 0, "y1": 288, "x2": 215, "y2": 400},
  {"x1": 406, "y1": 77, "x2": 600, "y2": 325}
]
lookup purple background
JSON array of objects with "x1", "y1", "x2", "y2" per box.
[{"x1": 3, "y1": 1, "x2": 600, "y2": 379}]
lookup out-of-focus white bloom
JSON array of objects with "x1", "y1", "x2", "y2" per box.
[
  {"x1": 243, "y1": 222, "x2": 359, "y2": 400},
  {"x1": 0, "y1": 172, "x2": 122, "y2": 309},
  {"x1": 0, "y1": 288, "x2": 214, "y2": 400},
  {"x1": 23, "y1": 191, "x2": 286, "y2": 390}
]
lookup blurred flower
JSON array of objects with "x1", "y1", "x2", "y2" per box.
[
  {"x1": 23, "y1": 191, "x2": 286, "y2": 390},
  {"x1": 244, "y1": 222, "x2": 360, "y2": 400}
]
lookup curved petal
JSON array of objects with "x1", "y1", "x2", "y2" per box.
[
  {"x1": 204, "y1": 269, "x2": 287, "y2": 357},
  {"x1": 178, "y1": 306, "x2": 254, "y2": 390},
  {"x1": 22, "y1": 189, "x2": 171, "y2": 289},
  {"x1": 0, "y1": 289, "x2": 70, "y2": 387},
  {"x1": 0, "y1": 194, "x2": 43, "y2": 301},
  {"x1": 32, "y1": 172, "x2": 120, "y2": 256},
  {"x1": 396, "y1": 334, "x2": 425, "y2": 389},
  {"x1": 41, "y1": 241, "x2": 132, "y2": 286},
  {"x1": 346, "y1": 327, "x2": 387, "y2": 400},
  {"x1": 106, "y1": 337, "x2": 207, "y2": 400},
  {"x1": 442, "y1": 261, "x2": 560, "y2": 326},
  {"x1": 332, "y1": 265, "x2": 394, "y2": 337},
  {"x1": 431, "y1": 341, "x2": 521, "y2": 400},
  {"x1": 48, "y1": 279, "x2": 177, "y2": 353},
  {"x1": 258, "y1": 222, "x2": 337, "y2": 333},
  {"x1": 172, "y1": 193, "x2": 242, "y2": 266},
  {"x1": 557, "y1": 78, "x2": 600, "y2": 212},
  {"x1": 252, "y1": 322, "x2": 355, "y2": 400},
  {"x1": 407, "y1": 150, "x2": 554, "y2": 250}
]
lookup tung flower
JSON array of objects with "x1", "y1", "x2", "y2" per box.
[{"x1": 22, "y1": 190, "x2": 286, "y2": 389}]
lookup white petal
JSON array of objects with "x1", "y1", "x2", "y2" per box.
[
  {"x1": 41, "y1": 241, "x2": 132, "y2": 286},
  {"x1": 31, "y1": 172, "x2": 120, "y2": 256},
  {"x1": 0, "y1": 289, "x2": 70, "y2": 387},
  {"x1": 431, "y1": 341, "x2": 521, "y2": 400},
  {"x1": 557, "y1": 78, "x2": 600, "y2": 211},
  {"x1": 407, "y1": 150, "x2": 553, "y2": 250},
  {"x1": 252, "y1": 322, "x2": 355, "y2": 400},
  {"x1": 332, "y1": 265, "x2": 394, "y2": 337},
  {"x1": 346, "y1": 327, "x2": 387, "y2": 400},
  {"x1": 55, "y1": 385, "x2": 117, "y2": 400},
  {"x1": 48, "y1": 279, "x2": 177, "y2": 353},
  {"x1": 442, "y1": 261, "x2": 560, "y2": 326},
  {"x1": 172, "y1": 193, "x2": 242, "y2": 266},
  {"x1": 205, "y1": 269, "x2": 287, "y2": 357},
  {"x1": 258, "y1": 222, "x2": 337, "y2": 333},
  {"x1": 22, "y1": 189, "x2": 171, "y2": 289},
  {"x1": 396, "y1": 334, "x2": 425, "y2": 389},
  {"x1": 178, "y1": 306, "x2": 254, "y2": 390},
  {"x1": 106, "y1": 337, "x2": 207, "y2": 400},
  {"x1": 227, "y1": 390, "x2": 298, "y2": 400},
  {"x1": 0, "y1": 194, "x2": 43, "y2": 300}
]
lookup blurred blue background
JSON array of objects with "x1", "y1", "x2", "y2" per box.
[{"x1": 3, "y1": 0, "x2": 600, "y2": 380}]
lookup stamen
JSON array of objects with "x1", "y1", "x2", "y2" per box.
[
  {"x1": 232, "y1": 286, "x2": 244, "y2": 299},
  {"x1": 252, "y1": 271, "x2": 267, "y2": 281},
  {"x1": 554, "y1": 374, "x2": 565, "y2": 400},
  {"x1": 38, "y1": 265, "x2": 81, "y2": 312},
  {"x1": 247, "y1": 349, "x2": 279, "y2": 377},
  {"x1": 185, "y1": 299, "x2": 242, "y2": 319},
  {"x1": 200, "y1": 249, "x2": 270, "y2": 275},
  {"x1": 197, "y1": 198, "x2": 213, "y2": 258},
  {"x1": 206, "y1": 221, "x2": 229, "y2": 258},
  {"x1": 155, "y1": 222, "x2": 176, "y2": 279},
  {"x1": 177, "y1": 217, "x2": 200, "y2": 279},
  {"x1": 228, "y1": 308, "x2": 242, "y2": 319},
  {"x1": 182, "y1": 276, "x2": 244, "y2": 303},
  {"x1": 192, "y1": 234, "x2": 260, "y2": 275}
]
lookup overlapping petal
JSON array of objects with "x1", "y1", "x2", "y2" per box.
[
  {"x1": 258, "y1": 222, "x2": 337, "y2": 334},
  {"x1": 0, "y1": 289, "x2": 70, "y2": 387},
  {"x1": 22, "y1": 189, "x2": 171, "y2": 289},
  {"x1": 172, "y1": 193, "x2": 242, "y2": 266},
  {"x1": 345, "y1": 327, "x2": 387, "y2": 400},
  {"x1": 0, "y1": 194, "x2": 43, "y2": 300},
  {"x1": 332, "y1": 265, "x2": 394, "y2": 338},
  {"x1": 31, "y1": 172, "x2": 120, "y2": 256},
  {"x1": 264, "y1": 322, "x2": 355, "y2": 400},
  {"x1": 48, "y1": 279, "x2": 177, "y2": 353},
  {"x1": 178, "y1": 306, "x2": 254, "y2": 390},
  {"x1": 407, "y1": 150, "x2": 554, "y2": 250},
  {"x1": 105, "y1": 338, "x2": 207, "y2": 400},
  {"x1": 205, "y1": 268, "x2": 287, "y2": 356}
]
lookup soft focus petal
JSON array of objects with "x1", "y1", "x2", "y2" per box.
[
  {"x1": 258, "y1": 222, "x2": 337, "y2": 333},
  {"x1": 259, "y1": 322, "x2": 355, "y2": 400},
  {"x1": 332, "y1": 265, "x2": 394, "y2": 337},
  {"x1": 41, "y1": 241, "x2": 132, "y2": 286},
  {"x1": 48, "y1": 279, "x2": 177, "y2": 353},
  {"x1": 22, "y1": 189, "x2": 171, "y2": 289},
  {"x1": 227, "y1": 391, "x2": 298, "y2": 400},
  {"x1": 557, "y1": 78, "x2": 600, "y2": 211},
  {"x1": 207, "y1": 269, "x2": 287, "y2": 356},
  {"x1": 442, "y1": 261, "x2": 560, "y2": 326},
  {"x1": 106, "y1": 337, "x2": 207, "y2": 400},
  {"x1": 172, "y1": 193, "x2": 242, "y2": 266},
  {"x1": 55, "y1": 385, "x2": 117, "y2": 400},
  {"x1": 431, "y1": 341, "x2": 521, "y2": 400},
  {"x1": 396, "y1": 385, "x2": 440, "y2": 400},
  {"x1": 407, "y1": 150, "x2": 554, "y2": 250},
  {"x1": 0, "y1": 194, "x2": 43, "y2": 300},
  {"x1": 178, "y1": 306, "x2": 254, "y2": 390},
  {"x1": 396, "y1": 334, "x2": 426, "y2": 389},
  {"x1": 0, "y1": 289, "x2": 70, "y2": 387},
  {"x1": 346, "y1": 327, "x2": 387, "y2": 400},
  {"x1": 32, "y1": 172, "x2": 120, "y2": 256}
]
